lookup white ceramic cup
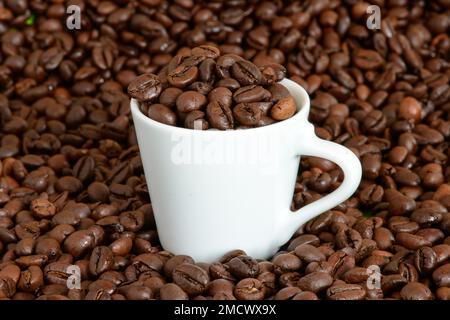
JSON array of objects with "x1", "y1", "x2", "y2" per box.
[{"x1": 131, "y1": 79, "x2": 362, "y2": 262}]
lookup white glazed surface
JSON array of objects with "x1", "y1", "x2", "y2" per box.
[{"x1": 131, "y1": 79, "x2": 362, "y2": 262}]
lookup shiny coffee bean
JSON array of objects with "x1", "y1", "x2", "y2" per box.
[
  {"x1": 234, "y1": 278, "x2": 264, "y2": 300},
  {"x1": 172, "y1": 263, "x2": 209, "y2": 296},
  {"x1": 225, "y1": 256, "x2": 259, "y2": 279},
  {"x1": 400, "y1": 282, "x2": 433, "y2": 300},
  {"x1": 128, "y1": 74, "x2": 162, "y2": 102}
]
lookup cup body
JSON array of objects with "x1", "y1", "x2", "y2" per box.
[{"x1": 131, "y1": 80, "x2": 311, "y2": 262}]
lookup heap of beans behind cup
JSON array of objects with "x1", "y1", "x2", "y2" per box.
[
  {"x1": 127, "y1": 46, "x2": 296, "y2": 130},
  {"x1": 0, "y1": 0, "x2": 449, "y2": 301}
]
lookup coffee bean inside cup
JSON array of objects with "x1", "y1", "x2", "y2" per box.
[{"x1": 128, "y1": 46, "x2": 295, "y2": 130}]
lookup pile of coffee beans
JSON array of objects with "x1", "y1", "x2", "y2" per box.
[
  {"x1": 128, "y1": 46, "x2": 296, "y2": 129},
  {"x1": 0, "y1": 0, "x2": 449, "y2": 300}
]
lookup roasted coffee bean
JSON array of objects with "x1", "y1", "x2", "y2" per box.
[
  {"x1": 172, "y1": 263, "x2": 209, "y2": 296},
  {"x1": 132, "y1": 253, "x2": 164, "y2": 273},
  {"x1": 17, "y1": 266, "x2": 44, "y2": 293},
  {"x1": 257, "y1": 271, "x2": 276, "y2": 296},
  {"x1": 326, "y1": 283, "x2": 366, "y2": 300},
  {"x1": 381, "y1": 274, "x2": 407, "y2": 293},
  {"x1": 15, "y1": 221, "x2": 41, "y2": 240},
  {"x1": 87, "y1": 182, "x2": 110, "y2": 203},
  {"x1": 329, "y1": 253, "x2": 355, "y2": 279},
  {"x1": 216, "y1": 78, "x2": 241, "y2": 91},
  {"x1": 388, "y1": 217, "x2": 419, "y2": 233},
  {"x1": 298, "y1": 272, "x2": 333, "y2": 293},
  {"x1": 0, "y1": 227, "x2": 17, "y2": 243},
  {"x1": 184, "y1": 110, "x2": 209, "y2": 130},
  {"x1": 209, "y1": 87, "x2": 233, "y2": 108},
  {"x1": 343, "y1": 267, "x2": 370, "y2": 284},
  {"x1": 270, "y1": 96, "x2": 296, "y2": 120},
  {"x1": 159, "y1": 88, "x2": 183, "y2": 108},
  {"x1": 207, "y1": 279, "x2": 234, "y2": 297},
  {"x1": 400, "y1": 282, "x2": 433, "y2": 300},
  {"x1": 142, "y1": 276, "x2": 165, "y2": 294},
  {"x1": 385, "y1": 189, "x2": 415, "y2": 215},
  {"x1": 359, "y1": 184, "x2": 384, "y2": 206},
  {"x1": 268, "y1": 83, "x2": 290, "y2": 101},
  {"x1": 35, "y1": 237, "x2": 61, "y2": 259},
  {"x1": 287, "y1": 235, "x2": 320, "y2": 251},
  {"x1": 398, "y1": 263, "x2": 419, "y2": 283},
  {"x1": 234, "y1": 278, "x2": 264, "y2": 300},
  {"x1": 433, "y1": 264, "x2": 450, "y2": 287},
  {"x1": 199, "y1": 59, "x2": 216, "y2": 83},
  {"x1": 278, "y1": 271, "x2": 301, "y2": 287},
  {"x1": 410, "y1": 208, "x2": 443, "y2": 226},
  {"x1": 226, "y1": 255, "x2": 259, "y2": 279},
  {"x1": 63, "y1": 230, "x2": 95, "y2": 258},
  {"x1": 209, "y1": 262, "x2": 235, "y2": 281},
  {"x1": 206, "y1": 101, "x2": 234, "y2": 130},
  {"x1": 159, "y1": 283, "x2": 188, "y2": 300},
  {"x1": 109, "y1": 237, "x2": 133, "y2": 257},
  {"x1": 292, "y1": 291, "x2": 319, "y2": 300},
  {"x1": 216, "y1": 54, "x2": 242, "y2": 78},
  {"x1": 192, "y1": 45, "x2": 220, "y2": 59},
  {"x1": 89, "y1": 246, "x2": 114, "y2": 276},
  {"x1": 163, "y1": 255, "x2": 195, "y2": 279},
  {"x1": 128, "y1": 74, "x2": 162, "y2": 102},
  {"x1": 0, "y1": 264, "x2": 20, "y2": 284},
  {"x1": 433, "y1": 244, "x2": 450, "y2": 265},
  {"x1": 15, "y1": 238, "x2": 35, "y2": 257},
  {"x1": 414, "y1": 247, "x2": 437, "y2": 274},
  {"x1": 233, "y1": 85, "x2": 271, "y2": 104},
  {"x1": 43, "y1": 262, "x2": 72, "y2": 285},
  {"x1": 0, "y1": 276, "x2": 16, "y2": 299},
  {"x1": 176, "y1": 91, "x2": 207, "y2": 113},
  {"x1": 15, "y1": 254, "x2": 48, "y2": 268},
  {"x1": 55, "y1": 177, "x2": 83, "y2": 195},
  {"x1": 231, "y1": 60, "x2": 262, "y2": 86},
  {"x1": 119, "y1": 211, "x2": 144, "y2": 232},
  {"x1": 396, "y1": 233, "x2": 432, "y2": 250},
  {"x1": 233, "y1": 103, "x2": 262, "y2": 126},
  {"x1": 147, "y1": 104, "x2": 177, "y2": 126},
  {"x1": 373, "y1": 227, "x2": 394, "y2": 250},
  {"x1": 294, "y1": 244, "x2": 326, "y2": 263},
  {"x1": 353, "y1": 49, "x2": 384, "y2": 70},
  {"x1": 336, "y1": 228, "x2": 363, "y2": 250},
  {"x1": 167, "y1": 64, "x2": 199, "y2": 88},
  {"x1": 30, "y1": 198, "x2": 56, "y2": 219},
  {"x1": 274, "y1": 286, "x2": 302, "y2": 300},
  {"x1": 187, "y1": 82, "x2": 212, "y2": 97},
  {"x1": 122, "y1": 285, "x2": 153, "y2": 300},
  {"x1": 272, "y1": 253, "x2": 302, "y2": 274},
  {"x1": 399, "y1": 97, "x2": 422, "y2": 123}
]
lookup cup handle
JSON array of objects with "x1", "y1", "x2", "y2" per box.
[{"x1": 277, "y1": 122, "x2": 362, "y2": 245}]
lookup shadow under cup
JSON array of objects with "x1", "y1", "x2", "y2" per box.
[{"x1": 130, "y1": 79, "x2": 313, "y2": 262}]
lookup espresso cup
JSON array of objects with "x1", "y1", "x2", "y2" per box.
[{"x1": 131, "y1": 79, "x2": 362, "y2": 262}]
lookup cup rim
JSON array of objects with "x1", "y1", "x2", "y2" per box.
[{"x1": 130, "y1": 78, "x2": 310, "y2": 135}]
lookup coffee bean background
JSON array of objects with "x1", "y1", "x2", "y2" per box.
[{"x1": 0, "y1": 0, "x2": 449, "y2": 300}]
